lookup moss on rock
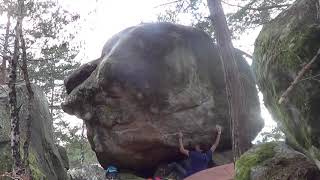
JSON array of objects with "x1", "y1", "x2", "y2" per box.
[
  {"x1": 0, "y1": 143, "x2": 12, "y2": 175},
  {"x1": 235, "y1": 142, "x2": 320, "y2": 180},
  {"x1": 235, "y1": 142, "x2": 277, "y2": 180},
  {"x1": 29, "y1": 149, "x2": 46, "y2": 179},
  {"x1": 253, "y1": 0, "x2": 320, "y2": 167},
  {"x1": 0, "y1": 143, "x2": 46, "y2": 179}
]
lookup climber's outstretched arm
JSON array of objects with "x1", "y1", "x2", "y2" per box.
[
  {"x1": 179, "y1": 131, "x2": 189, "y2": 156},
  {"x1": 210, "y1": 125, "x2": 222, "y2": 152}
]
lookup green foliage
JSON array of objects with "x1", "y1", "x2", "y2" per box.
[
  {"x1": 256, "y1": 126, "x2": 285, "y2": 143},
  {"x1": 0, "y1": 0, "x2": 89, "y2": 173},
  {"x1": 227, "y1": 0, "x2": 294, "y2": 34},
  {"x1": 235, "y1": 142, "x2": 277, "y2": 180},
  {"x1": 157, "y1": 0, "x2": 215, "y2": 37},
  {"x1": 54, "y1": 120, "x2": 98, "y2": 168},
  {"x1": 28, "y1": 42, "x2": 80, "y2": 120},
  {"x1": 22, "y1": 0, "x2": 81, "y2": 120},
  {"x1": 0, "y1": 0, "x2": 81, "y2": 120},
  {"x1": 156, "y1": 0, "x2": 294, "y2": 37}
]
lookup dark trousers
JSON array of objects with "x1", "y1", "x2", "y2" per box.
[{"x1": 167, "y1": 162, "x2": 187, "y2": 179}]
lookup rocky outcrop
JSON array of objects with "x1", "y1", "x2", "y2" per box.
[
  {"x1": 253, "y1": 0, "x2": 320, "y2": 167},
  {"x1": 68, "y1": 164, "x2": 144, "y2": 180},
  {"x1": 235, "y1": 142, "x2": 320, "y2": 180},
  {"x1": 62, "y1": 22, "x2": 263, "y2": 175},
  {"x1": 0, "y1": 84, "x2": 69, "y2": 179}
]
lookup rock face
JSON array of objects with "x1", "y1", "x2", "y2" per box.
[
  {"x1": 62, "y1": 23, "x2": 263, "y2": 175},
  {"x1": 235, "y1": 142, "x2": 320, "y2": 180},
  {"x1": 253, "y1": 0, "x2": 320, "y2": 167},
  {"x1": 68, "y1": 164, "x2": 144, "y2": 180},
  {"x1": 0, "y1": 84, "x2": 69, "y2": 179},
  {"x1": 58, "y1": 145, "x2": 70, "y2": 170}
]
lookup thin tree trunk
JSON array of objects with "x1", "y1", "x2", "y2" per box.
[
  {"x1": 207, "y1": 0, "x2": 250, "y2": 161},
  {"x1": 50, "y1": 82, "x2": 54, "y2": 116},
  {"x1": 80, "y1": 122, "x2": 85, "y2": 165},
  {"x1": 0, "y1": 13, "x2": 11, "y2": 85},
  {"x1": 9, "y1": 16, "x2": 22, "y2": 178},
  {"x1": 278, "y1": 48, "x2": 320, "y2": 104},
  {"x1": 21, "y1": 32, "x2": 34, "y2": 177},
  {"x1": 9, "y1": 0, "x2": 25, "y2": 176},
  {"x1": 50, "y1": 60, "x2": 55, "y2": 116}
]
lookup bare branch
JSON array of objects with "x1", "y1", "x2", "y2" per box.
[
  {"x1": 312, "y1": 77, "x2": 320, "y2": 83},
  {"x1": 221, "y1": 0, "x2": 291, "y2": 11},
  {"x1": 49, "y1": 105, "x2": 62, "y2": 109},
  {"x1": 278, "y1": 48, "x2": 320, "y2": 104},
  {"x1": 298, "y1": 73, "x2": 320, "y2": 82},
  {"x1": 154, "y1": 0, "x2": 184, "y2": 8},
  {"x1": 235, "y1": 49, "x2": 253, "y2": 59}
]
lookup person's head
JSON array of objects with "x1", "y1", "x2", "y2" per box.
[{"x1": 194, "y1": 144, "x2": 202, "y2": 152}]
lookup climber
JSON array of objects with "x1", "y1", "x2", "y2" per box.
[{"x1": 167, "y1": 125, "x2": 222, "y2": 179}]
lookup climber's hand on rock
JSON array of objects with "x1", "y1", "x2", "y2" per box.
[{"x1": 216, "y1": 125, "x2": 222, "y2": 135}]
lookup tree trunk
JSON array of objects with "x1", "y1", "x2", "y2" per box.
[
  {"x1": 0, "y1": 13, "x2": 11, "y2": 85},
  {"x1": 50, "y1": 60, "x2": 55, "y2": 116},
  {"x1": 80, "y1": 122, "x2": 85, "y2": 165},
  {"x1": 50, "y1": 80, "x2": 55, "y2": 116},
  {"x1": 9, "y1": 0, "x2": 25, "y2": 176},
  {"x1": 207, "y1": 0, "x2": 251, "y2": 161},
  {"x1": 9, "y1": 18, "x2": 23, "y2": 178},
  {"x1": 21, "y1": 32, "x2": 34, "y2": 177}
]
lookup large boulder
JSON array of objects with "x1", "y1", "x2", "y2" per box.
[
  {"x1": 253, "y1": 0, "x2": 320, "y2": 167},
  {"x1": 62, "y1": 23, "x2": 263, "y2": 175},
  {"x1": 0, "y1": 84, "x2": 69, "y2": 179},
  {"x1": 235, "y1": 142, "x2": 320, "y2": 180}
]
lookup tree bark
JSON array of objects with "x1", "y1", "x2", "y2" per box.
[
  {"x1": 21, "y1": 32, "x2": 34, "y2": 176},
  {"x1": 0, "y1": 13, "x2": 11, "y2": 85},
  {"x1": 9, "y1": 0, "x2": 25, "y2": 176},
  {"x1": 207, "y1": 0, "x2": 251, "y2": 161},
  {"x1": 9, "y1": 18, "x2": 23, "y2": 178}
]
